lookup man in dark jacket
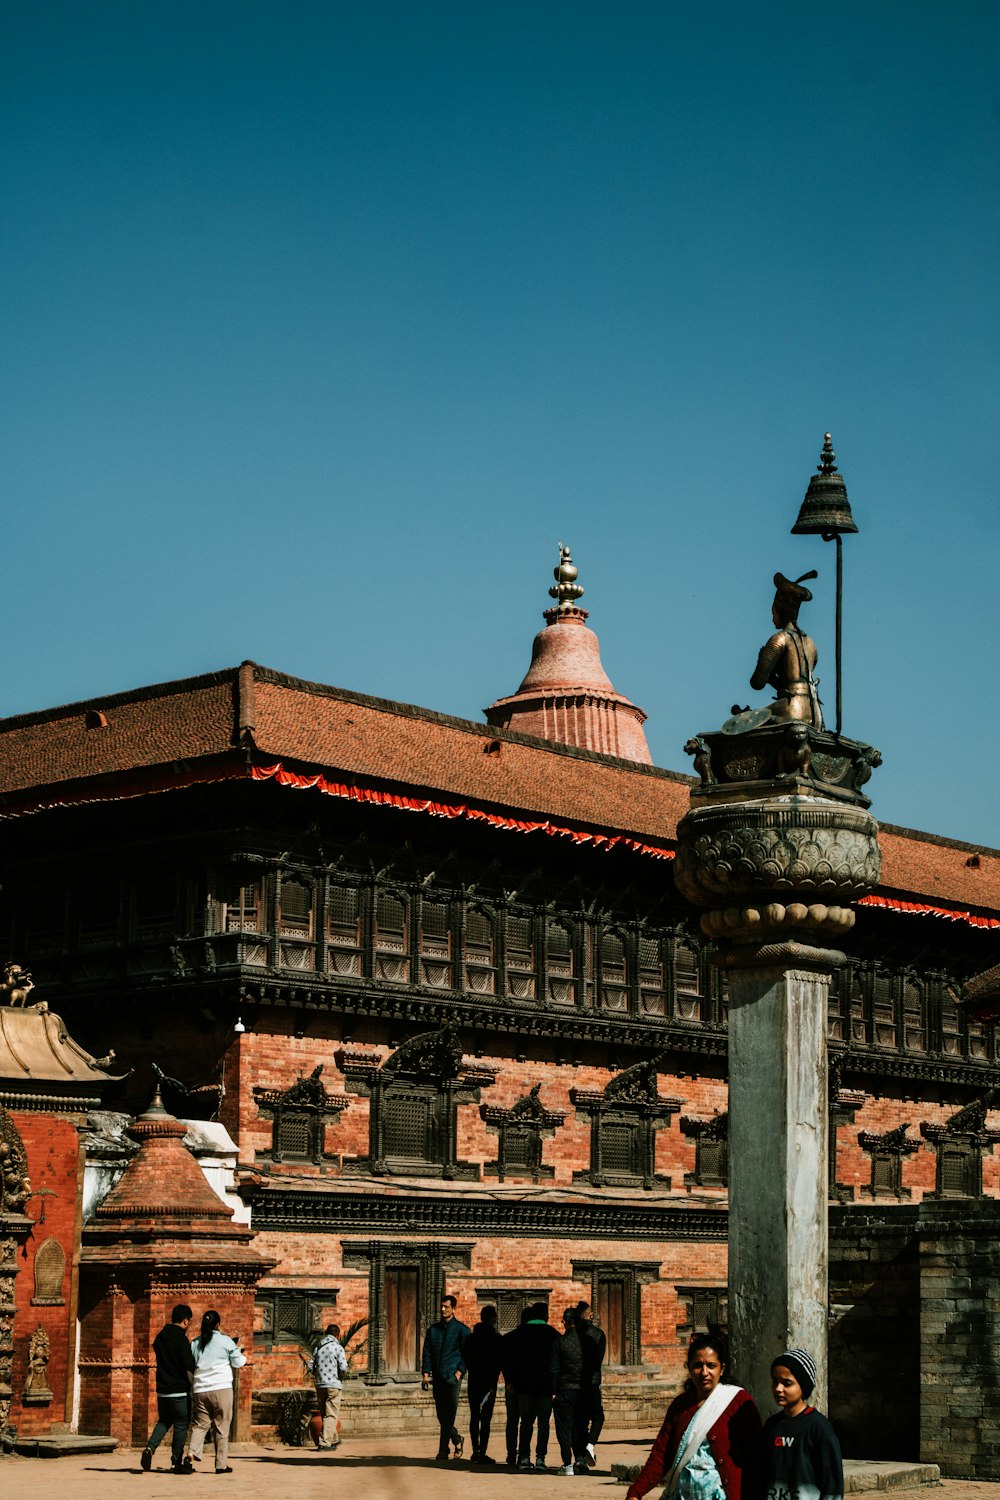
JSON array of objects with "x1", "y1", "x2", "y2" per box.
[
  {"x1": 463, "y1": 1304, "x2": 504, "y2": 1463},
  {"x1": 500, "y1": 1305, "x2": 531, "y2": 1467},
  {"x1": 513, "y1": 1303, "x2": 559, "y2": 1470},
  {"x1": 576, "y1": 1301, "x2": 607, "y2": 1468},
  {"x1": 552, "y1": 1307, "x2": 585, "y2": 1473},
  {"x1": 421, "y1": 1294, "x2": 471, "y2": 1461},
  {"x1": 140, "y1": 1303, "x2": 196, "y2": 1474}
]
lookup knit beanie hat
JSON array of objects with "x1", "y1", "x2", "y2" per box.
[{"x1": 772, "y1": 1348, "x2": 816, "y2": 1399}]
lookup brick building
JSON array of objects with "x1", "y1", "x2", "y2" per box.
[{"x1": 0, "y1": 560, "x2": 998, "y2": 1463}]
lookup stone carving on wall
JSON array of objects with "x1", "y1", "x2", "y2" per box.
[
  {"x1": 21, "y1": 1325, "x2": 53, "y2": 1404},
  {"x1": 31, "y1": 1236, "x2": 66, "y2": 1306},
  {"x1": 0, "y1": 1108, "x2": 31, "y2": 1216}
]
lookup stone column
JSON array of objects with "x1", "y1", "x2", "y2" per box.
[
  {"x1": 726, "y1": 956, "x2": 834, "y2": 1410},
  {"x1": 676, "y1": 771, "x2": 881, "y2": 1412}
]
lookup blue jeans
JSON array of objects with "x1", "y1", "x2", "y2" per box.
[{"x1": 147, "y1": 1394, "x2": 190, "y2": 1467}]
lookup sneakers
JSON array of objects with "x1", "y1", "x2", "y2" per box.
[
  {"x1": 178, "y1": 1458, "x2": 194, "y2": 1475},
  {"x1": 559, "y1": 1464, "x2": 575, "y2": 1475},
  {"x1": 140, "y1": 1448, "x2": 153, "y2": 1472},
  {"x1": 518, "y1": 1458, "x2": 532, "y2": 1470},
  {"x1": 585, "y1": 1444, "x2": 597, "y2": 1468},
  {"x1": 534, "y1": 1457, "x2": 548, "y2": 1470}
]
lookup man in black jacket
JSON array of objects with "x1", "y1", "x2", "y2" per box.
[
  {"x1": 552, "y1": 1307, "x2": 585, "y2": 1473},
  {"x1": 576, "y1": 1301, "x2": 607, "y2": 1468},
  {"x1": 513, "y1": 1303, "x2": 559, "y2": 1471},
  {"x1": 464, "y1": 1304, "x2": 504, "y2": 1464},
  {"x1": 421, "y1": 1294, "x2": 470, "y2": 1461},
  {"x1": 141, "y1": 1303, "x2": 196, "y2": 1474}
]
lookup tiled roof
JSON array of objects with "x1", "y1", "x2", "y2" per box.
[{"x1": 0, "y1": 662, "x2": 997, "y2": 917}]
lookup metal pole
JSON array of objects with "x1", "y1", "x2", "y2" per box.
[{"x1": 829, "y1": 532, "x2": 843, "y2": 737}]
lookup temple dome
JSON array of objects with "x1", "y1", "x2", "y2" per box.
[{"x1": 485, "y1": 547, "x2": 651, "y2": 764}]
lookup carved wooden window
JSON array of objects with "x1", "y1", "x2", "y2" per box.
[
  {"x1": 382, "y1": 1092, "x2": 433, "y2": 1163},
  {"x1": 78, "y1": 879, "x2": 120, "y2": 949},
  {"x1": 676, "y1": 1285, "x2": 729, "y2": 1339},
  {"x1": 600, "y1": 930, "x2": 628, "y2": 1012},
  {"x1": 697, "y1": 1134, "x2": 728, "y2": 1185},
  {"x1": 940, "y1": 987, "x2": 962, "y2": 1055},
  {"x1": 872, "y1": 969, "x2": 895, "y2": 1046},
  {"x1": 938, "y1": 1141, "x2": 979, "y2": 1198},
  {"x1": 546, "y1": 921, "x2": 576, "y2": 1005},
  {"x1": 275, "y1": 1112, "x2": 317, "y2": 1159},
  {"x1": 600, "y1": 1120, "x2": 640, "y2": 1175},
  {"x1": 478, "y1": 1288, "x2": 550, "y2": 1333},
  {"x1": 827, "y1": 970, "x2": 846, "y2": 1043},
  {"x1": 279, "y1": 877, "x2": 313, "y2": 938},
  {"x1": 967, "y1": 1019, "x2": 988, "y2": 1060},
  {"x1": 222, "y1": 879, "x2": 260, "y2": 934},
  {"x1": 464, "y1": 906, "x2": 496, "y2": 994},
  {"x1": 673, "y1": 938, "x2": 701, "y2": 1020},
  {"x1": 638, "y1": 936, "x2": 665, "y2": 1016},
  {"x1": 902, "y1": 978, "x2": 925, "y2": 1052},
  {"x1": 419, "y1": 899, "x2": 453, "y2": 989},
  {"x1": 134, "y1": 873, "x2": 176, "y2": 942},
  {"x1": 505, "y1": 913, "x2": 536, "y2": 999},
  {"x1": 328, "y1": 884, "x2": 362, "y2": 976},
  {"x1": 255, "y1": 1289, "x2": 338, "y2": 1351},
  {"x1": 375, "y1": 891, "x2": 410, "y2": 983}
]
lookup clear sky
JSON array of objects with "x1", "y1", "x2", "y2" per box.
[{"x1": 3, "y1": 2, "x2": 998, "y2": 848}]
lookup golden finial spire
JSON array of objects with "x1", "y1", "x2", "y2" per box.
[{"x1": 548, "y1": 543, "x2": 585, "y2": 611}]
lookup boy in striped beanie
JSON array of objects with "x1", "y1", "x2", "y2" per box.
[{"x1": 761, "y1": 1349, "x2": 843, "y2": 1500}]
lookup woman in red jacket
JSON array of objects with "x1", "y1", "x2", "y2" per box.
[{"x1": 627, "y1": 1330, "x2": 761, "y2": 1500}]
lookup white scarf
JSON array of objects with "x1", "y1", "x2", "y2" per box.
[{"x1": 664, "y1": 1383, "x2": 742, "y2": 1497}]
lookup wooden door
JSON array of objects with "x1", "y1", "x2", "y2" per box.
[
  {"x1": 384, "y1": 1268, "x2": 420, "y2": 1375},
  {"x1": 597, "y1": 1279, "x2": 625, "y2": 1366}
]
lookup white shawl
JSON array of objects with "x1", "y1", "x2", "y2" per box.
[{"x1": 664, "y1": 1383, "x2": 743, "y2": 1497}]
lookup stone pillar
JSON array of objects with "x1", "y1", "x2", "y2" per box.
[
  {"x1": 675, "y1": 730, "x2": 882, "y2": 1410},
  {"x1": 726, "y1": 958, "x2": 833, "y2": 1410}
]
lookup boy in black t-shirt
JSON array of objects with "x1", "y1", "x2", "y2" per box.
[{"x1": 762, "y1": 1348, "x2": 843, "y2": 1500}]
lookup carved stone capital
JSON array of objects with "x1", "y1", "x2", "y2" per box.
[{"x1": 675, "y1": 797, "x2": 881, "y2": 928}]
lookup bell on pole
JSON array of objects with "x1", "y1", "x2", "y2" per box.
[{"x1": 791, "y1": 434, "x2": 858, "y2": 537}]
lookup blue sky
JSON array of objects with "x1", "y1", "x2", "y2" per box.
[{"x1": 3, "y1": 1, "x2": 998, "y2": 847}]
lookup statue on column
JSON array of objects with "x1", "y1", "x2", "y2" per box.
[{"x1": 749, "y1": 571, "x2": 823, "y2": 728}]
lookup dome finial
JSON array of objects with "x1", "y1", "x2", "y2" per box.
[
  {"x1": 548, "y1": 543, "x2": 585, "y2": 611},
  {"x1": 817, "y1": 433, "x2": 838, "y2": 475}
]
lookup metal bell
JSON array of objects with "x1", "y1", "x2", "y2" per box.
[{"x1": 791, "y1": 433, "x2": 858, "y2": 536}]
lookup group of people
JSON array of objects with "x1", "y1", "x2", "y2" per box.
[
  {"x1": 141, "y1": 1305, "x2": 247, "y2": 1475},
  {"x1": 420, "y1": 1296, "x2": 606, "y2": 1473},
  {"x1": 626, "y1": 1331, "x2": 843, "y2": 1500}
]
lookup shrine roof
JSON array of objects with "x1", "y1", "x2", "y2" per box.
[
  {"x1": 0, "y1": 1005, "x2": 125, "y2": 1089},
  {"x1": 0, "y1": 662, "x2": 996, "y2": 919}
]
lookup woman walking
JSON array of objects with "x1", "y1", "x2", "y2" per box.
[
  {"x1": 186, "y1": 1310, "x2": 247, "y2": 1474},
  {"x1": 626, "y1": 1330, "x2": 760, "y2": 1500}
]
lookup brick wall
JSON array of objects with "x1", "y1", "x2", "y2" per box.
[{"x1": 9, "y1": 1109, "x2": 85, "y2": 1435}]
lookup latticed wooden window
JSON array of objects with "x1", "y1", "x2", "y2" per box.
[
  {"x1": 224, "y1": 879, "x2": 260, "y2": 933},
  {"x1": 327, "y1": 885, "x2": 361, "y2": 975},
  {"x1": 279, "y1": 878, "x2": 313, "y2": 937},
  {"x1": 546, "y1": 921, "x2": 576, "y2": 1004},
  {"x1": 940, "y1": 987, "x2": 962, "y2": 1055},
  {"x1": 383, "y1": 1093, "x2": 431, "y2": 1161},
  {"x1": 673, "y1": 937, "x2": 701, "y2": 1019},
  {"x1": 967, "y1": 1020, "x2": 988, "y2": 1060},
  {"x1": 419, "y1": 899, "x2": 453, "y2": 987},
  {"x1": 902, "y1": 978, "x2": 925, "y2": 1052},
  {"x1": 939, "y1": 1142, "x2": 977, "y2": 1197},
  {"x1": 698, "y1": 1135, "x2": 728, "y2": 1184},
  {"x1": 465, "y1": 907, "x2": 495, "y2": 993},
  {"x1": 504, "y1": 1127, "x2": 531, "y2": 1168},
  {"x1": 600, "y1": 930, "x2": 627, "y2": 1010},
  {"x1": 277, "y1": 1113, "x2": 314, "y2": 1158},
  {"x1": 872, "y1": 1153, "x2": 900, "y2": 1196},
  {"x1": 506, "y1": 914, "x2": 536, "y2": 999},
  {"x1": 601, "y1": 1120, "x2": 638, "y2": 1175},
  {"x1": 873, "y1": 969, "x2": 895, "y2": 1045},
  {"x1": 638, "y1": 936, "x2": 665, "y2": 1016},
  {"x1": 375, "y1": 892, "x2": 410, "y2": 982}
]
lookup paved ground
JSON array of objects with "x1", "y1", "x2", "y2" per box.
[{"x1": 3, "y1": 1429, "x2": 997, "y2": 1500}]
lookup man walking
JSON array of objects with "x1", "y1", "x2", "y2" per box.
[
  {"x1": 514, "y1": 1302, "x2": 558, "y2": 1471},
  {"x1": 464, "y1": 1304, "x2": 504, "y2": 1464},
  {"x1": 310, "y1": 1322, "x2": 348, "y2": 1450},
  {"x1": 576, "y1": 1301, "x2": 607, "y2": 1469},
  {"x1": 421, "y1": 1293, "x2": 470, "y2": 1461},
  {"x1": 140, "y1": 1303, "x2": 196, "y2": 1474},
  {"x1": 552, "y1": 1307, "x2": 585, "y2": 1474}
]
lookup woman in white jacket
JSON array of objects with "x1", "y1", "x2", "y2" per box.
[{"x1": 186, "y1": 1310, "x2": 247, "y2": 1474}]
